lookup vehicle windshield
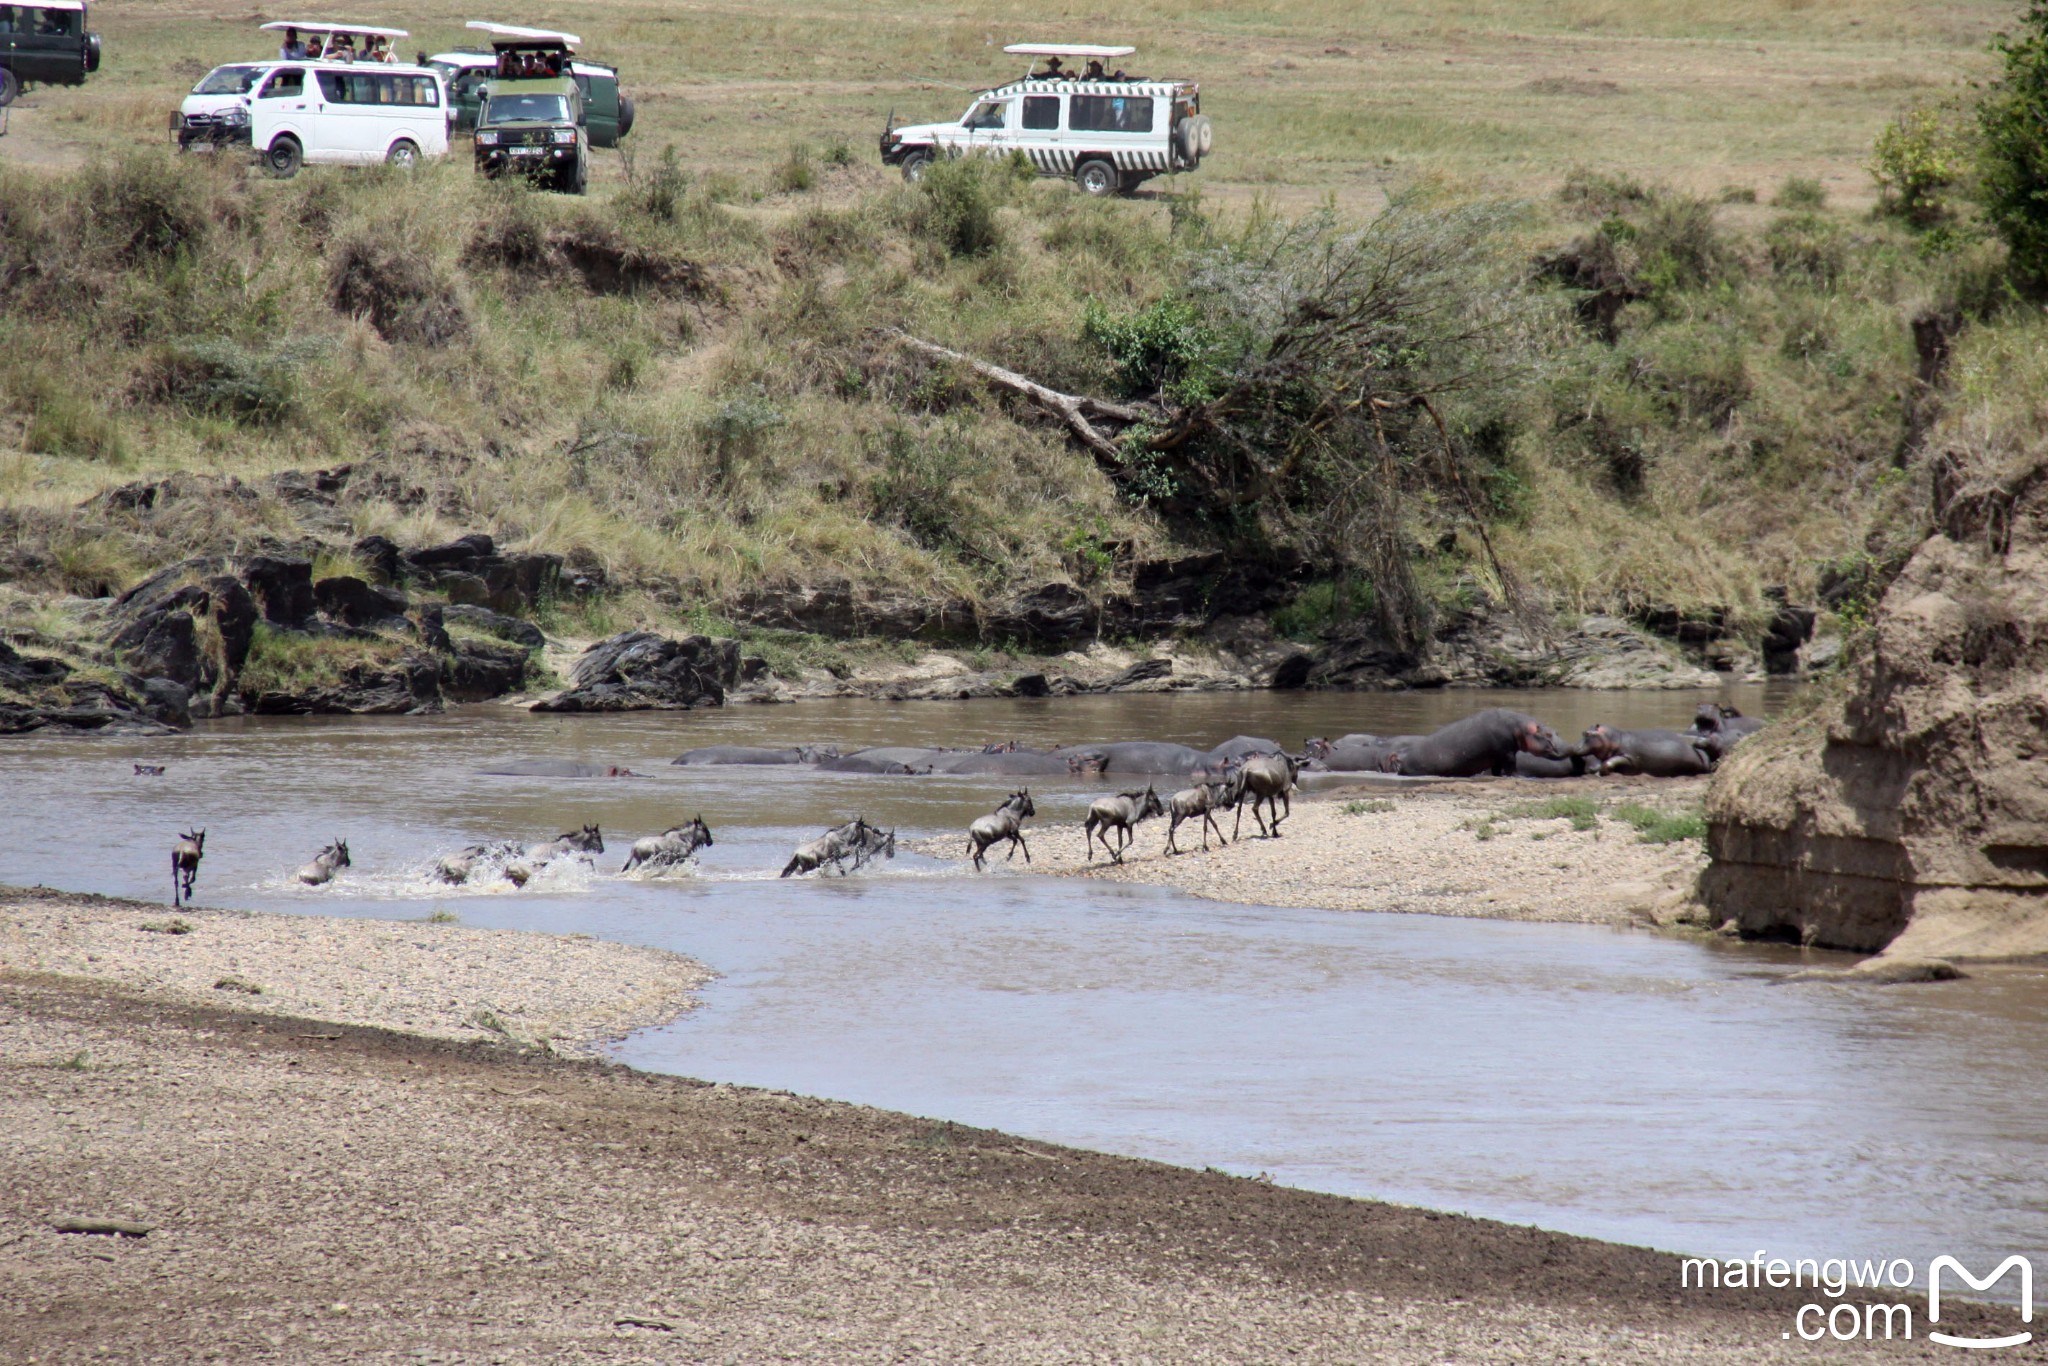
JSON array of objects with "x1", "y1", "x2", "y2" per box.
[
  {"x1": 194, "y1": 65, "x2": 265, "y2": 95},
  {"x1": 483, "y1": 92, "x2": 570, "y2": 125},
  {"x1": 962, "y1": 100, "x2": 1006, "y2": 130}
]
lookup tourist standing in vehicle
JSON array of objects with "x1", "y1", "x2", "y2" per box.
[{"x1": 278, "y1": 25, "x2": 305, "y2": 59}]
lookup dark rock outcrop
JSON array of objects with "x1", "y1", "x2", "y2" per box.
[
  {"x1": 445, "y1": 638, "x2": 532, "y2": 702},
  {"x1": 533, "y1": 631, "x2": 737, "y2": 713},
  {"x1": 247, "y1": 650, "x2": 444, "y2": 716},
  {"x1": 402, "y1": 534, "x2": 562, "y2": 614},
  {"x1": 240, "y1": 556, "x2": 315, "y2": 627},
  {"x1": 1699, "y1": 448, "x2": 2048, "y2": 960},
  {"x1": 109, "y1": 574, "x2": 258, "y2": 698},
  {"x1": 0, "y1": 639, "x2": 177, "y2": 734},
  {"x1": 442, "y1": 604, "x2": 547, "y2": 651},
  {"x1": 314, "y1": 576, "x2": 411, "y2": 630}
]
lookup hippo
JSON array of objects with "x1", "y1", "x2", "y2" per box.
[
  {"x1": 1204, "y1": 736, "x2": 1287, "y2": 763},
  {"x1": 1052, "y1": 741, "x2": 1209, "y2": 776},
  {"x1": 817, "y1": 748, "x2": 941, "y2": 774},
  {"x1": 927, "y1": 749, "x2": 1076, "y2": 776},
  {"x1": 1578, "y1": 724, "x2": 1711, "y2": 777},
  {"x1": 1308, "y1": 737, "x2": 1415, "y2": 773},
  {"x1": 1688, "y1": 703, "x2": 1766, "y2": 743},
  {"x1": 1385, "y1": 710, "x2": 1567, "y2": 778},
  {"x1": 1514, "y1": 751, "x2": 1588, "y2": 778},
  {"x1": 671, "y1": 745, "x2": 824, "y2": 766},
  {"x1": 477, "y1": 759, "x2": 643, "y2": 778}
]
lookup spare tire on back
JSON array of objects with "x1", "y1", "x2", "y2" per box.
[
  {"x1": 1175, "y1": 115, "x2": 1211, "y2": 166},
  {"x1": 616, "y1": 92, "x2": 635, "y2": 140}
]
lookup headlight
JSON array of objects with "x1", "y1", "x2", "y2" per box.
[
  {"x1": 551, "y1": 127, "x2": 576, "y2": 144},
  {"x1": 224, "y1": 106, "x2": 248, "y2": 125},
  {"x1": 476, "y1": 131, "x2": 499, "y2": 145}
]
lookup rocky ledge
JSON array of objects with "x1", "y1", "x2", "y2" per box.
[{"x1": 1697, "y1": 448, "x2": 2048, "y2": 960}]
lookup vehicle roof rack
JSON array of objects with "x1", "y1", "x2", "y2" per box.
[
  {"x1": 261, "y1": 19, "x2": 410, "y2": 37},
  {"x1": 465, "y1": 20, "x2": 580, "y2": 49},
  {"x1": 1001, "y1": 43, "x2": 1136, "y2": 59}
]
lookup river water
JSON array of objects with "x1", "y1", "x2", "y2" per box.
[{"x1": 5, "y1": 683, "x2": 2045, "y2": 1276}]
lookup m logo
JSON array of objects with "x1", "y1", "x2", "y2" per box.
[{"x1": 1928, "y1": 1255, "x2": 2033, "y2": 1350}]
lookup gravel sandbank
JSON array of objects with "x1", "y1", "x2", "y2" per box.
[
  {"x1": 0, "y1": 886, "x2": 707, "y2": 1056},
  {"x1": 931, "y1": 776, "x2": 1710, "y2": 926}
]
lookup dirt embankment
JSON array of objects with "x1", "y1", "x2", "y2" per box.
[
  {"x1": 3, "y1": 889, "x2": 2030, "y2": 1362},
  {"x1": 1700, "y1": 448, "x2": 2048, "y2": 961},
  {"x1": 932, "y1": 778, "x2": 1710, "y2": 928}
]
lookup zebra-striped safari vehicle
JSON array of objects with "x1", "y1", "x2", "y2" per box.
[{"x1": 880, "y1": 42, "x2": 1210, "y2": 197}]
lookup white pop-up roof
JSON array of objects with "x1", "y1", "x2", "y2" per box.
[
  {"x1": 466, "y1": 20, "x2": 580, "y2": 48},
  {"x1": 1002, "y1": 43, "x2": 1136, "y2": 59},
  {"x1": 28, "y1": 1, "x2": 90, "y2": 11},
  {"x1": 261, "y1": 19, "x2": 410, "y2": 37}
]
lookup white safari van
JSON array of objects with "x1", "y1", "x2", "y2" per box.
[
  {"x1": 237, "y1": 22, "x2": 450, "y2": 176},
  {"x1": 880, "y1": 43, "x2": 1210, "y2": 197}
]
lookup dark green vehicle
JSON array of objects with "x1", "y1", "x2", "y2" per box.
[
  {"x1": 429, "y1": 47, "x2": 633, "y2": 148},
  {"x1": 0, "y1": 0, "x2": 102, "y2": 107},
  {"x1": 473, "y1": 65, "x2": 588, "y2": 193}
]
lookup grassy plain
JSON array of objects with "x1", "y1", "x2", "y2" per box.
[{"x1": 5, "y1": 0, "x2": 2003, "y2": 206}]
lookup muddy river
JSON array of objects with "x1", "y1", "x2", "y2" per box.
[{"x1": 6, "y1": 684, "x2": 2046, "y2": 1274}]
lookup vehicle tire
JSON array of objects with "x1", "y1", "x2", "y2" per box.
[
  {"x1": 386, "y1": 138, "x2": 420, "y2": 169},
  {"x1": 616, "y1": 93, "x2": 635, "y2": 140},
  {"x1": 899, "y1": 148, "x2": 932, "y2": 183},
  {"x1": 85, "y1": 33, "x2": 101, "y2": 74},
  {"x1": 1176, "y1": 115, "x2": 1212, "y2": 167},
  {"x1": 0, "y1": 68, "x2": 19, "y2": 108},
  {"x1": 265, "y1": 135, "x2": 303, "y2": 179},
  {"x1": 568, "y1": 154, "x2": 588, "y2": 195},
  {"x1": 1075, "y1": 158, "x2": 1120, "y2": 198}
]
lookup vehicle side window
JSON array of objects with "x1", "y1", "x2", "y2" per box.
[
  {"x1": 317, "y1": 71, "x2": 346, "y2": 101},
  {"x1": 1070, "y1": 94, "x2": 1154, "y2": 134},
  {"x1": 261, "y1": 68, "x2": 304, "y2": 99},
  {"x1": 0, "y1": 7, "x2": 16, "y2": 34},
  {"x1": 1022, "y1": 95, "x2": 1060, "y2": 131},
  {"x1": 963, "y1": 100, "x2": 1007, "y2": 131},
  {"x1": 417, "y1": 76, "x2": 439, "y2": 107},
  {"x1": 29, "y1": 6, "x2": 80, "y2": 36}
]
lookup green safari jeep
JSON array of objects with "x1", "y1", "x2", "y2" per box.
[
  {"x1": 474, "y1": 72, "x2": 588, "y2": 193},
  {"x1": 430, "y1": 48, "x2": 632, "y2": 148},
  {"x1": 0, "y1": 0, "x2": 102, "y2": 107}
]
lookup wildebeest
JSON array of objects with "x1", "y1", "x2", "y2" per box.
[
  {"x1": 781, "y1": 817, "x2": 891, "y2": 878},
  {"x1": 1166, "y1": 765, "x2": 1243, "y2": 855},
  {"x1": 966, "y1": 790, "x2": 1036, "y2": 870},
  {"x1": 525, "y1": 824, "x2": 605, "y2": 863},
  {"x1": 296, "y1": 839, "x2": 351, "y2": 886},
  {"x1": 1084, "y1": 786, "x2": 1165, "y2": 864},
  {"x1": 1232, "y1": 751, "x2": 1300, "y2": 839},
  {"x1": 434, "y1": 842, "x2": 516, "y2": 885},
  {"x1": 134, "y1": 764, "x2": 166, "y2": 777},
  {"x1": 621, "y1": 817, "x2": 715, "y2": 874},
  {"x1": 171, "y1": 829, "x2": 205, "y2": 907}
]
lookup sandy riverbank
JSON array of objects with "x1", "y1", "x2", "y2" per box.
[
  {"x1": 929, "y1": 776, "x2": 1712, "y2": 927},
  {"x1": 0, "y1": 886, "x2": 708, "y2": 1057},
  {"x1": 2, "y1": 888, "x2": 2027, "y2": 1362}
]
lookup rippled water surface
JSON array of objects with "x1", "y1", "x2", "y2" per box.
[{"x1": 5, "y1": 684, "x2": 2045, "y2": 1272}]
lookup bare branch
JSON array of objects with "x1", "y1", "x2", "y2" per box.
[{"x1": 884, "y1": 330, "x2": 1153, "y2": 465}]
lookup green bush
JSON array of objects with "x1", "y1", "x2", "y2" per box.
[
  {"x1": 1558, "y1": 167, "x2": 1657, "y2": 217},
  {"x1": 771, "y1": 143, "x2": 818, "y2": 194},
  {"x1": 1772, "y1": 176, "x2": 1829, "y2": 209},
  {"x1": 1980, "y1": 3, "x2": 2048, "y2": 279},
  {"x1": 1764, "y1": 212, "x2": 1848, "y2": 285},
  {"x1": 1082, "y1": 296, "x2": 1220, "y2": 401},
  {"x1": 1611, "y1": 802, "x2": 1707, "y2": 843},
  {"x1": 1870, "y1": 100, "x2": 1971, "y2": 226},
  {"x1": 914, "y1": 156, "x2": 1009, "y2": 258}
]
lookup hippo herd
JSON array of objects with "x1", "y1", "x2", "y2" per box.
[{"x1": 155, "y1": 703, "x2": 1764, "y2": 902}]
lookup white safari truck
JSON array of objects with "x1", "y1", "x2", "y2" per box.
[
  {"x1": 880, "y1": 43, "x2": 1210, "y2": 197},
  {"x1": 181, "y1": 21, "x2": 452, "y2": 174}
]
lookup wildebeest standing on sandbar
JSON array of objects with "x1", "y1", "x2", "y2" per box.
[
  {"x1": 171, "y1": 829, "x2": 205, "y2": 907},
  {"x1": 1084, "y1": 787, "x2": 1165, "y2": 864},
  {"x1": 966, "y1": 791, "x2": 1036, "y2": 870}
]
